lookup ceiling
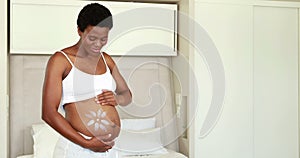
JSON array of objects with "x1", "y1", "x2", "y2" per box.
[{"x1": 95, "y1": 0, "x2": 180, "y2": 4}]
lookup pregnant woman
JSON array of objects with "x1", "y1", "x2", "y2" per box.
[{"x1": 41, "y1": 3, "x2": 132, "y2": 158}]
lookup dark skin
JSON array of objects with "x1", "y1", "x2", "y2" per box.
[{"x1": 42, "y1": 25, "x2": 132, "y2": 152}]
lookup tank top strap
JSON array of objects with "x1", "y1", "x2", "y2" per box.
[
  {"x1": 100, "y1": 52, "x2": 110, "y2": 72},
  {"x1": 59, "y1": 51, "x2": 74, "y2": 67}
]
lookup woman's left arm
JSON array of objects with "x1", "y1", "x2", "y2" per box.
[{"x1": 96, "y1": 53, "x2": 132, "y2": 106}]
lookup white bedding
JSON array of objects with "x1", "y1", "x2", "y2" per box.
[
  {"x1": 16, "y1": 149, "x2": 187, "y2": 158},
  {"x1": 124, "y1": 149, "x2": 187, "y2": 158},
  {"x1": 23, "y1": 121, "x2": 187, "y2": 158}
]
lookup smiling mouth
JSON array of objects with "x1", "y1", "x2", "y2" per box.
[{"x1": 92, "y1": 48, "x2": 101, "y2": 53}]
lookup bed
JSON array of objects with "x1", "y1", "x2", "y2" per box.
[
  {"x1": 17, "y1": 149, "x2": 185, "y2": 158},
  {"x1": 11, "y1": 56, "x2": 187, "y2": 158},
  {"x1": 16, "y1": 118, "x2": 187, "y2": 158}
]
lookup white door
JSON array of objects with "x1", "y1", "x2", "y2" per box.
[
  {"x1": 253, "y1": 6, "x2": 299, "y2": 158},
  {"x1": 190, "y1": 2, "x2": 299, "y2": 158},
  {"x1": 191, "y1": 2, "x2": 254, "y2": 158}
]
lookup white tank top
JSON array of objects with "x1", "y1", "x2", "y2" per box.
[{"x1": 59, "y1": 51, "x2": 116, "y2": 110}]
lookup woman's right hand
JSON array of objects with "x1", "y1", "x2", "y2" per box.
[{"x1": 83, "y1": 134, "x2": 115, "y2": 152}]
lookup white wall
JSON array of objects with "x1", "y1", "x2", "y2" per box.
[
  {"x1": 0, "y1": 0, "x2": 9, "y2": 158},
  {"x1": 172, "y1": 0, "x2": 195, "y2": 156}
]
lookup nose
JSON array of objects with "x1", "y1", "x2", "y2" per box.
[
  {"x1": 95, "y1": 40, "x2": 107, "y2": 47},
  {"x1": 95, "y1": 40, "x2": 102, "y2": 47}
]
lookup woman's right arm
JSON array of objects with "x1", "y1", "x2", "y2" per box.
[{"x1": 41, "y1": 52, "x2": 113, "y2": 152}]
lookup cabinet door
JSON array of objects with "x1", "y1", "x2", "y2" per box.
[
  {"x1": 253, "y1": 6, "x2": 299, "y2": 158},
  {"x1": 104, "y1": 2, "x2": 177, "y2": 56},
  {"x1": 192, "y1": 2, "x2": 254, "y2": 158},
  {"x1": 10, "y1": 0, "x2": 177, "y2": 56},
  {"x1": 11, "y1": 1, "x2": 82, "y2": 54}
]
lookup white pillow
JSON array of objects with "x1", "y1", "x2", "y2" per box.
[
  {"x1": 31, "y1": 123, "x2": 60, "y2": 158},
  {"x1": 120, "y1": 117, "x2": 156, "y2": 130},
  {"x1": 30, "y1": 118, "x2": 159, "y2": 157},
  {"x1": 115, "y1": 127, "x2": 168, "y2": 156}
]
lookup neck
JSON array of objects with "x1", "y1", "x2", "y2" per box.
[{"x1": 74, "y1": 41, "x2": 101, "y2": 59}]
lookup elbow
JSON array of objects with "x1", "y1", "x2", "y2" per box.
[
  {"x1": 128, "y1": 91, "x2": 132, "y2": 104},
  {"x1": 116, "y1": 89, "x2": 132, "y2": 106},
  {"x1": 122, "y1": 90, "x2": 132, "y2": 106},
  {"x1": 41, "y1": 111, "x2": 51, "y2": 124},
  {"x1": 129, "y1": 90, "x2": 132, "y2": 99},
  {"x1": 41, "y1": 106, "x2": 55, "y2": 124}
]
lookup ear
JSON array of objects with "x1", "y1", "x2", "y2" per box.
[{"x1": 77, "y1": 27, "x2": 83, "y2": 36}]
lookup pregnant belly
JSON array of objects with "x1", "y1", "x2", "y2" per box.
[{"x1": 64, "y1": 98, "x2": 120, "y2": 141}]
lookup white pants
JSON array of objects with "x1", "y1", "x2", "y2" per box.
[{"x1": 53, "y1": 134, "x2": 120, "y2": 158}]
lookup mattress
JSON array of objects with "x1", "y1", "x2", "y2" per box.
[{"x1": 16, "y1": 149, "x2": 187, "y2": 158}]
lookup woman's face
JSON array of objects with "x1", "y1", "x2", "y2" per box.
[{"x1": 79, "y1": 25, "x2": 110, "y2": 55}]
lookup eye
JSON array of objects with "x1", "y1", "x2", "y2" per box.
[
  {"x1": 88, "y1": 36, "x2": 97, "y2": 41},
  {"x1": 100, "y1": 38, "x2": 107, "y2": 42}
]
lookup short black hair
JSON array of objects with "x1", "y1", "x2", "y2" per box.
[{"x1": 77, "y1": 3, "x2": 113, "y2": 32}]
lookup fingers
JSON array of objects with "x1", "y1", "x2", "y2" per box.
[
  {"x1": 91, "y1": 145, "x2": 112, "y2": 152},
  {"x1": 88, "y1": 136, "x2": 115, "y2": 152},
  {"x1": 96, "y1": 133, "x2": 112, "y2": 141},
  {"x1": 95, "y1": 90, "x2": 117, "y2": 106},
  {"x1": 101, "y1": 140, "x2": 115, "y2": 147}
]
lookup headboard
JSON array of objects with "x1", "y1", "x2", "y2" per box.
[{"x1": 9, "y1": 55, "x2": 178, "y2": 158}]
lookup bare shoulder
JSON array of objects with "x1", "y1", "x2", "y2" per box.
[
  {"x1": 48, "y1": 51, "x2": 68, "y2": 65},
  {"x1": 102, "y1": 52, "x2": 116, "y2": 68},
  {"x1": 46, "y1": 51, "x2": 70, "y2": 73}
]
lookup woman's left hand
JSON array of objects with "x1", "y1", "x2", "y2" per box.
[{"x1": 95, "y1": 89, "x2": 118, "y2": 106}]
